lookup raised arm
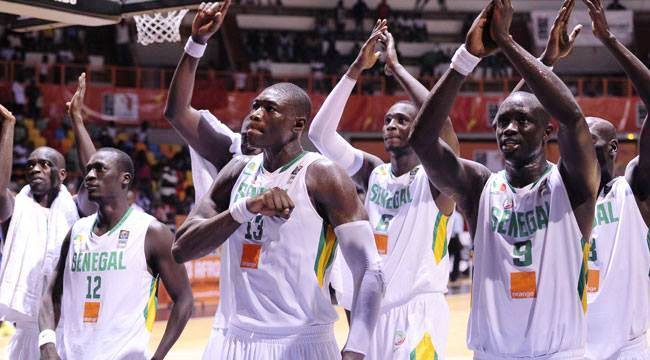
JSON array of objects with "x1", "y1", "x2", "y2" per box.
[
  {"x1": 66, "y1": 73, "x2": 98, "y2": 216},
  {"x1": 491, "y1": 0, "x2": 599, "y2": 209},
  {"x1": 163, "y1": 1, "x2": 237, "y2": 170},
  {"x1": 511, "y1": 0, "x2": 582, "y2": 93},
  {"x1": 0, "y1": 105, "x2": 15, "y2": 224},
  {"x1": 145, "y1": 221, "x2": 193, "y2": 360},
  {"x1": 308, "y1": 20, "x2": 387, "y2": 190},
  {"x1": 383, "y1": 31, "x2": 460, "y2": 155},
  {"x1": 583, "y1": 0, "x2": 650, "y2": 216},
  {"x1": 408, "y1": 5, "x2": 495, "y2": 234},
  {"x1": 306, "y1": 160, "x2": 383, "y2": 360},
  {"x1": 67, "y1": 73, "x2": 96, "y2": 169},
  {"x1": 39, "y1": 231, "x2": 71, "y2": 360}
]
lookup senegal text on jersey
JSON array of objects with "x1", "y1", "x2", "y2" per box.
[
  {"x1": 368, "y1": 184, "x2": 413, "y2": 210},
  {"x1": 71, "y1": 251, "x2": 127, "y2": 272},
  {"x1": 593, "y1": 201, "x2": 619, "y2": 228},
  {"x1": 490, "y1": 202, "x2": 550, "y2": 238}
]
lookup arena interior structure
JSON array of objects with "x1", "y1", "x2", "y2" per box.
[{"x1": 0, "y1": 0, "x2": 647, "y2": 358}]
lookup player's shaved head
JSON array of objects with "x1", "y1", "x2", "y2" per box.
[
  {"x1": 496, "y1": 91, "x2": 551, "y2": 127},
  {"x1": 96, "y1": 147, "x2": 135, "y2": 179},
  {"x1": 586, "y1": 117, "x2": 617, "y2": 143},
  {"x1": 30, "y1": 147, "x2": 66, "y2": 169},
  {"x1": 389, "y1": 100, "x2": 418, "y2": 118},
  {"x1": 265, "y1": 82, "x2": 312, "y2": 120},
  {"x1": 586, "y1": 116, "x2": 618, "y2": 181}
]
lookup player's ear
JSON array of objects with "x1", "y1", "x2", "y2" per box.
[
  {"x1": 122, "y1": 172, "x2": 132, "y2": 187},
  {"x1": 609, "y1": 138, "x2": 618, "y2": 158},
  {"x1": 293, "y1": 117, "x2": 306, "y2": 133}
]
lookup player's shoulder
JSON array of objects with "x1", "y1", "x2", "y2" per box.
[{"x1": 145, "y1": 217, "x2": 174, "y2": 246}]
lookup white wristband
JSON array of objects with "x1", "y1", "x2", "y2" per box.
[
  {"x1": 184, "y1": 37, "x2": 207, "y2": 58},
  {"x1": 229, "y1": 198, "x2": 256, "y2": 224},
  {"x1": 450, "y1": 44, "x2": 482, "y2": 76},
  {"x1": 38, "y1": 329, "x2": 56, "y2": 347}
]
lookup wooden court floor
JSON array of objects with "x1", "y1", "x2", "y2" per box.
[
  {"x1": 0, "y1": 293, "x2": 473, "y2": 359},
  {"x1": 4, "y1": 293, "x2": 650, "y2": 359}
]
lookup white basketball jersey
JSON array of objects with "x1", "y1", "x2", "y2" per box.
[
  {"x1": 62, "y1": 207, "x2": 157, "y2": 360},
  {"x1": 227, "y1": 152, "x2": 339, "y2": 332},
  {"x1": 468, "y1": 164, "x2": 587, "y2": 358},
  {"x1": 364, "y1": 164, "x2": 450, "y2": 310},
  {"x1": 586, "y1": 176, "x2": 650, "y2": 359}
]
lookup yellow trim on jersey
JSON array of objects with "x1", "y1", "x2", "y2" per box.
[
  {"x1": 143, "y1": 276, "x2": 158, "y2": 332},
  {"x1": 432, "y1": 213, "x2": 449, "y2": 264},
  {"x1": 578, "y1": 238, "x2": 590, "y2": 313},
  {"x1": 410, "y1": 332, "x2": 438, "y2": 360},
  {"x1": 314, "y1": 224, "x2": 337, "y2": 287}
]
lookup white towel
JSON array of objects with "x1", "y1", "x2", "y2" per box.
[{"x1": 0, "y1": 185, "x2": 79, "y2": 323}]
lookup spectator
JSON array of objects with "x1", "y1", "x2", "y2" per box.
[
  {"x1": 11, "y1": 77, "x2": 26, "y2": 117},
  {"x1": 115, "y1": 20, "x2": 132, "y2": 66},
  {"x1": 415, "y1": 0, "x2": 431, "y2": 11},
  {"x1": 414, "y1": 14, "x2": 428, "y2": 41},
  {"x1": 438, "y1": 0, "x2": 448, "y2": 11},
  {"x1": 377, "y1": 0, "x2": 391, "y2": 20},
  {"x1": 607, "y1": 0, "x2": 626, "y2": 10},
  {"x1": 352, "y1": 0, "x2": 368, "y2": 34},
  {"x1": 159, "y1": 165, "x2": 179, "y2": 206},
  {"x1": 448, "y1": 209, "x2": 465, "y2": 282},
  {"x1": 136, "y1": 122, "x2": 149, "y2": 144},
  {"x1": 335, "y1": 0, "x2": 346, "y2": 34},
  {"x1": 277, "y1": 32, "x2": 294, "y2": 62},
  {"x1": 25, "y1": 79, "x2": 41, "y2": 119}
]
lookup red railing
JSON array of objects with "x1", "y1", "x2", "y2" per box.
[{"x1": 0, "y1": 60, "x2": 638, "y2": 98}]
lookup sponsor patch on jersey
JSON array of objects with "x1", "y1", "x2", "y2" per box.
[
  {"x1": 503, "y1": 199, "x2": 513, "y2": 210},
  {"x1": 73, "y1": 234, "x2": 86, "y2": 247},
  {"x1": 83, "y1": 301, "x2": 100, "y2": 323},
  {"x1": 117, "y1": 230, "x2": 129, "y2": 248},
  {"x1": 587, "y1": 269, "x2": 600, "y2": 293},
  {"x1": 491, "y1": 181, "x2": 507, "y2": 194},
  {"x1": 510, "y1": 271, "x2": 537, "y2": 299},
  {"x1": 240, "y1": 243, "x2": 262, "y2": 269},
  {"x1": 374, "y1": 233, "x2": 388, "y2": 255},
  {"x1": 393, "y1": 330, "x2": 406, "y2": 348}
]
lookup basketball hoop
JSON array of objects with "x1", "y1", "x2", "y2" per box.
[{"x1": 133, "y1": 9, "x2": 189, "y2": 46}]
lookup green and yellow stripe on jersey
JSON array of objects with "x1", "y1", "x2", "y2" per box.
[
  {"x1": 432, "y1": 213, "x2": 449, "y2": 264},
  {"x1": 143, "y1": 276, "x2": 159, "y2": 332},
  {"x1": 314, "y1": 223, "x2": 338, "y2": 287},
  {"x1": 410, "y1": 332, "x2": 438, "y2": 360},
  {"x1": 578, "y1": 238, "x2": 590, "y2": 313}
]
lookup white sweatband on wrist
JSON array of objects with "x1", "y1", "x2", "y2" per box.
[
  {"x1": 450, "y1": 44, "x2": 482, "y2": 76},
  {"x1": 184, "y1": 37, "x2": 207, "y2": 58},
  {"x1": 38, "y1": 329, "x2": 56, "y2": 347},
  {"x1": 335, "y1": 220, "x2": 385, "y2": 356},
  {"x1": 229, "y1": 197, "x2": 256, "y2": 224}
]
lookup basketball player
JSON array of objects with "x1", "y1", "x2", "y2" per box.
[
  {"x1": 173, "y1": 81, "x2": 384, "y2": 359},
  {"x1": 38, "y1": 148, "x2": 194, "y2": 360},
  {"x1": 0, "y1": 75, "x2": 96, "y2": 359},
  {"x1": 163, "y1": 2, "x2": 262, "y2": 358},
  {"x1": 579, "y1": 0, "x2": 650, "y2": 357},
  {"x1": 409, "y1": 0, "x2": 599, "y2": 357},
  {"x1": 308, "y1": 21, "x2": 459, "y2": 359}
]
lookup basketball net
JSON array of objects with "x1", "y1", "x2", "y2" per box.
[{"x1": 133, "y1": 9, "x2": 189, "y2": 46}]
